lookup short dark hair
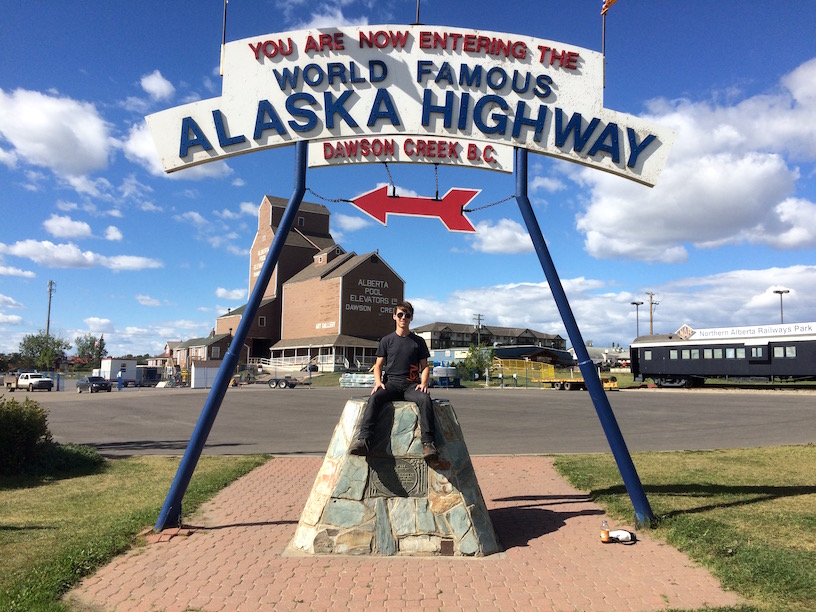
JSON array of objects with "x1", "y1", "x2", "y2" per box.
[{"x1": 395, "y1": 300, "x2": 414, "y2": 316}]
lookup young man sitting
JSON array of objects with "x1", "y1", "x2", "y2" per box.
[{"x1": 349, "y1": 301, "x2": 438, "y2": 460}]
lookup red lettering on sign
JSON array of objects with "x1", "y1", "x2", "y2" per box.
[
  {"x1": 249, "y1": 39, "x2": 294, "y2": 59},
  {"x1": 537, "y1": 45, "x2": 580, "y2": 70},
  {"x1": 359, "y1": 30, "x2": 409, "y2": 49}
]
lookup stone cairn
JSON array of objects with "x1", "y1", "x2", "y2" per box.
[{"x1": 290, "y1": 398, "x2": 500, "y2": 556}]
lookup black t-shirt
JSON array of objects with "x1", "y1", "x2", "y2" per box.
[{"x1": 377, "y1": 331, "x2": 430, "y2": 383}]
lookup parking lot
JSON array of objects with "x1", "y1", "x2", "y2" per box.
[{"x1": 27, "y1": 382, "x2": 816, "y2": 456}]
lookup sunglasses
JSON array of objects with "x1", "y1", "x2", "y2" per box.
[{"x1": 396, "y1": 312, "x2": 413, "y2": 319}]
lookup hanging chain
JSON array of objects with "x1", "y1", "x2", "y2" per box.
[
  {"x1": 383, "y1": 162, "x2": 396, "y2": 196},
  {"x1": 463, "y1": 194, "x2": 515, "y2": 213},
  {"x1": 305, "y1": 187, "x2": 353, "y2": 204},
  {"x1": 434, "y1": 164, "x2": 439, "y2": 200}
]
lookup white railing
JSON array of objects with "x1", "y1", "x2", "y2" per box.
[{"x1": 248, "y1": 354, "x2": 375, "y2": 372}]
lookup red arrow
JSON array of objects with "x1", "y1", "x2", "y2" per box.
[{"x1": 350, "y1": 186, "x2": 479, "y2": 233}]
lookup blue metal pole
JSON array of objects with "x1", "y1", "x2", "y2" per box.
[
  {"x1": 154, "y1": 141, "x2": 309, "y2": 531},
  {"x1": 513, "y1": 148, "x2": 655, "y2": 528}
]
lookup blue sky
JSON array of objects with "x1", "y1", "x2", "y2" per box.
[{"x1": 1, "y1": 0, "x2": 815, "y2": 358}]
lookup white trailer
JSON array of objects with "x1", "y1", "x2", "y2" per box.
[{"x1": 94, "y1": 358, "x2": 138, "y2": 387}]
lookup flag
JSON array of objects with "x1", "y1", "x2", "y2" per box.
[{"x1": 602, "y1": 0, "x2": 619, "y2": 15}]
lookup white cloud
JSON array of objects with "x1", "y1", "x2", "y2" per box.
[
  {"x1": 84, "y1": 317, "x2": 114, "y2": 334},
  {"x1": 0, "y1": 294, "x2": 24, "y2": 309},
  {"x1": 216, "y1": 287, "x2": 248, "y2": 300},
  {"x1": 136, "y1": 294, "x2": 161, "y2": 306},
  {"x1": 175, "y1": 210, "x2": 209, "y2": 227},
  {"x1": 0, "y1": 88, "x2": 112, "y2": 177},
  {"x1": 43, "y1": 214, "x2": 92, "y2": 239},
  {"x1": 0, "y1": 239, "x2": 163, "y2": 270},
  {"x1": 292, "y1": 6, "x2": 369, "y2": 29},
  {"x1": 0, "y1": 265, "x2": 36, "y2": 278},
  {"x1": 333, "y1": 213, "x2": 371, "y2": 233},
  {"x1": 530, "y1": 175, "x2": 566, "y2": 193},
  {"x1": 412, "y1": 264, "x2": 816, "y2": 347},
  {"x1": 0, "y1": 313, "x2": 23, "y2": 325},
  {"x1": 140, "y1": 70, "x2": 175, "y2": 101},
  {"x1": 468, "y1": 219, "x2": 534, "y2": 254},
  {"x1": 571, "y1": 57, "x2": 816, "y2": 261},
  {"x1": 215, "y1": 201, "x2": 258, "y2": 220},
  {"x1": 56, "y1": 200, "x2": 79, "y2": 212},
  {"x1": 105, "y1": 226, "x2": 123, "y2": 241}
]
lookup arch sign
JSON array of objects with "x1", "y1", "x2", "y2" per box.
[
  {"x1": 149, "y1": 23, "x2": 672, "y2": 533},
  {"x1": 146, "y1": 24, "x2": 674, "y2": 185}
]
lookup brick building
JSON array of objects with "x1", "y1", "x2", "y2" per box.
[
  {"x1": 214, "y1": 195, "x2": 405, "y2": 371},
  {"x1": 215, "y1": 195, "x2": 335, "y2": 357},
  {"x1": 272, "y1": 245, "x2": 404, "y2": 370}
]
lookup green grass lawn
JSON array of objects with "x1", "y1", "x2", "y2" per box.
[
  {"x1": 0, "y1": 454, "x2": 268, "y2": 611},
  {"x1": 554, "y1": 445, "x2": 816, "y2": 611}
]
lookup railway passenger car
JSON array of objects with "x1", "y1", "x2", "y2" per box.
[{"x1": 630, "y1": 322, "x2": 816, "y2": 387}]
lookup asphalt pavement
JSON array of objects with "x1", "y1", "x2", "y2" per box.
[{"x1": 31, "y1": 382, "x2": 816, "y2": 456}]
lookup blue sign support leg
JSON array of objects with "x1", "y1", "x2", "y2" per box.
[
  {"x1": 513, "y1": 147, "x2": 655, "y2": 528},
  {"x1": 154, "y1": 142, "x2": 309, "y2": 532}
]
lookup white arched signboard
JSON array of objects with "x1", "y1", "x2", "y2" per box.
[{"x1": 147, "y1": 25, "x2": 673, "y2": 185}]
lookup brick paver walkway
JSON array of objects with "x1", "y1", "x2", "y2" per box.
[{"x1": 68, "y1": 456, "x2": 742, "y2": 611}]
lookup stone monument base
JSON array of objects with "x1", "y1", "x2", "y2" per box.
[{"x1": 289, "y1": 398, "x2": 500, "y2": 556}]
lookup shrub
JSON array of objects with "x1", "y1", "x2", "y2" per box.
[
  {"x1": 36, "y1": 442, "x2": 105, "y2": 475},
  {"x1": 0, "y1": 396, "x2": 52, "y2": 475}
]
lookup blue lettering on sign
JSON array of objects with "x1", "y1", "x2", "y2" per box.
[
  {"x1": 367, "y1": 89, "x2": 401, "y2": 127},
  {"x1": 421, "y1": 90, "x2": 455, "y2": 128},
  {"x1": 177, "y1": 92, "x2": 658, "y2": 168},
  {"x1": 273, "y1": 61, "x2": 388, "y2": 91},
  {"x1": 179, "y1": 117, "x2": 213, "y2": 157},
  {"x1": 473, "y1": 94, "x2": 508, "y2": 134},
  {"x1": 323, "y1": 91, "x2": 358, "y2": 129},
  {"x1": 587, "y1": 122, "x2": 620, "y2": 162},
  {"x1": 511, "y1": 101, "x2": 546, "y2": 141},
  {"x1": 254, "y1": 100, "x2": 287, "y2": 138},
  {"x1": 286, "y1": 92, "x2": 318, "y2": 132},
  {"x1": 626, "y1": 128, "x2": 656, "y2": 168},
  {"x1": 212, "y1": 110, "x2": 247, "y2": 147},
  {"x1": 555, "y1": 109, "x2": 600, "y2": 152}
]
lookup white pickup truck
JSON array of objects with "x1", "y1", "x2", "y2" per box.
[{"x1": 3, "y1": 372, "x2": 54, "y2": 392}]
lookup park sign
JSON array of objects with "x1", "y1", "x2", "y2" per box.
[{"x1": 146, "y1": 25, "x2": 674, "y2": 185}]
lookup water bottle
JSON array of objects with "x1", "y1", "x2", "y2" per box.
[{"x1": 600, "y1": 519, "x2": 611, "y2": 543}]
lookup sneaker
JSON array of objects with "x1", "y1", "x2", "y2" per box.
[
  {"x1": 422, "y1": 441, "x2": 438, "y2": 461},
  {"x1": 348, "y1": 438, "x2": 369, "y2": 456}
]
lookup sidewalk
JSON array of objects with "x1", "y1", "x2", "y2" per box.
[{"x1": 68, "y1": 456, "x2": 742, "y2": 611}]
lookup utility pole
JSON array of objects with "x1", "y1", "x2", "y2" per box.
[
  {"x1": 46, "y1": 280, "x2": 56, "y2": 337},
  {"x1": 645, "y1": 291, "x2": 658, "y2": 335},
  {"x1": 473, "y1": 313, "x2": 483, "y2": 345}
]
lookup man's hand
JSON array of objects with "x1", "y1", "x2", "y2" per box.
[
  {"x1": 415, "y1": 381, "x2": 429, "y2": 394},
  {"x1": 371, "y1": 381, "x2": 385, "y2": 394}
]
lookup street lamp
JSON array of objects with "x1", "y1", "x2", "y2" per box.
[
  {"x1": 773, "y1": 289, "x2": 789, "y2": 324},
  {"x1": 630, "y1": 301, "x2": 644, "y2": 337}
]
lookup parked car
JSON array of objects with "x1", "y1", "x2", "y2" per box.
[{"x1": 76, "y1": 375, "x2": 112, "y2": 393}]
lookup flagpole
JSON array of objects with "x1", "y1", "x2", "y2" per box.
[
  {"x1": 220, "y1": 0, "x2": 228, "y2": 76},
  {"x1": 602, "y1": 12, "x2": 606, "y2": 89}
]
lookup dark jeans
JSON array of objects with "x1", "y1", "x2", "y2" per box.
[{"x1": 358, "y1": 380, "x2": 435, "y2": 444}]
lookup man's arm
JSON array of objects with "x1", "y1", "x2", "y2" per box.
[
  {"x1": 417, "y1": 358, "x2": 430, "y2": 393},
  {"x1": 371, "y1": 356, "x2": 386, "y2": 394}
]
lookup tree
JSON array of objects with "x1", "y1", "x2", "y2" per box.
[
  {"x1": 74, "y1": 333, "x2": 107, "y2": 370},
  {"x1": 19, "y1": 331, "x2": 71, "y2": 371},
  {"x1": 458, "y1": 343, "x2": 495, "y2": 381}
]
